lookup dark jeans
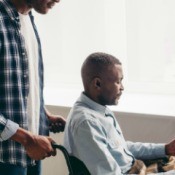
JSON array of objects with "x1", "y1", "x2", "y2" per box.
[{"x1": 0, "y1": 161, "x2": 41, "y2": 175}]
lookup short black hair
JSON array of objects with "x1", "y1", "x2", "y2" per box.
[{"x1": 81, "y1": 52, "x2": 121, "y2": 88}]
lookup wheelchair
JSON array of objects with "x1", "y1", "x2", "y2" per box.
[{"x1": 52, "y1": 143, "x2": 91, "y2": 175}]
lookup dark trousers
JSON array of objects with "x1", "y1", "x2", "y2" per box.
[{"x1": 0, "y1": 161, "x2": 41, "y2": 175}]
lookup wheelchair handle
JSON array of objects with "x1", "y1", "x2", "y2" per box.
[{"x1": 52, "y1": 142, "x2": 74, "y2": 175}]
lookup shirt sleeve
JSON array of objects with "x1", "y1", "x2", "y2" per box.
[
  {"x1": 73, "y1": 118, "x2": 123, "y2": 175},
  {"x1": 0, "y1": 114, "x2": 19, "y2": 141},
  {"x1": 127, "y1": 141, "x2": 166, "y2": 159}
]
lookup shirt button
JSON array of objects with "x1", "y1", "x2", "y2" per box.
[{"x1": 22, "y1": 52, "x2": 25, "y2": 56}]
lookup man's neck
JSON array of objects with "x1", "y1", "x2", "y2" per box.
[
  {"x1": 10, "y1": 0, "x2": 32, "y2": 14},
  {"x1": 83, "y1": 91, "x2": 104, "y2": 106}
]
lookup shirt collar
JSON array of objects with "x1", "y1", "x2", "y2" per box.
[{"x1": 78, "y1": 92, "x2": 112, "y2": 117}]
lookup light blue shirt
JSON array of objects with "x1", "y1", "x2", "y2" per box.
[{"x1": 64, "y1": 93, "x2": 166, "y2": 175}]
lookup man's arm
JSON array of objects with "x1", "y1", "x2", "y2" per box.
[
  {"x1": 11, "y1": 127, "x2": 56, "y2": 160},
  {"x1": 127, "y1": 139, "x2": 175, "y2": 159},
  {"x1": 127, "y1": 141, "x2": 165, "y2": 160},
  {"x1": 0, "y1": 114, "x2": 56, "y2": 160},
  {"x1": 70, "y1": 119, "x2": 122, "y2": 175},
  {"x1": 0, "y1": 114, "x2": 19, "y2": 141}
]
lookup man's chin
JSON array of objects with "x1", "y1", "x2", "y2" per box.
[
  {"x1": 108, "y1": 100, "x2": 118, "y2": 106},
  {"x1": 34, "y1": 8, "x2": 49, "y2": 15},
  {"x1": 114, "y1": 99, "x2": 119, "y2": 105}
]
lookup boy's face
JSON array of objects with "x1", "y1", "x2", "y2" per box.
[
  {"x1": 30, "y1": 0, "x2": 60, "y2": 14},
  {"x1": 97, "y1": 64, "x2": 124, "y2": 106}
]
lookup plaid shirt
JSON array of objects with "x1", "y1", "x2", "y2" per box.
[{"x1": 0, "y1": 0, "x2": 49, "y2": 167}]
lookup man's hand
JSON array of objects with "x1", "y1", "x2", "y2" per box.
[
  {"x1": 48, "y1": 115, "x2": 66, "y2": 133},
  {"x1": 24, "y1": 135, "x2": 56, "y2": 160},
  {"x1": 45, "y1": 108, "x2": 66, "y2": 133},
  {"x1": 165, "y1": 139, "x2": 175, "y2": 156},
  {"x1": 11, "y1": 128, "x2": 56, "y2": 160}
]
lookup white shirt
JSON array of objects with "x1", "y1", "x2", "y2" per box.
[{"x1": 19, "y1": 13, "x2": 40, "y2": 135}]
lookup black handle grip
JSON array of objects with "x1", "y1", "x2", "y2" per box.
[{"x1": 52, "y1": 142, "x2": 74, "y2": 174}]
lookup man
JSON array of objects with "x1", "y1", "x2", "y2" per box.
[
  {"x1": 0, "y1": 0, "x2": 66, "y2": 174},
  {"x1": 64, "y1": 52, "x2": 175, "y2": 174}
]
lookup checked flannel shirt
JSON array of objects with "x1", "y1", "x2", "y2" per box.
[{"x1": 0, "y1": 0, "x2": 49, "y2": 167}]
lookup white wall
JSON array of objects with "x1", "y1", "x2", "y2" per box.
[{"x1": 34, "y1": 0, "x2": 175, "y2": 96}]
